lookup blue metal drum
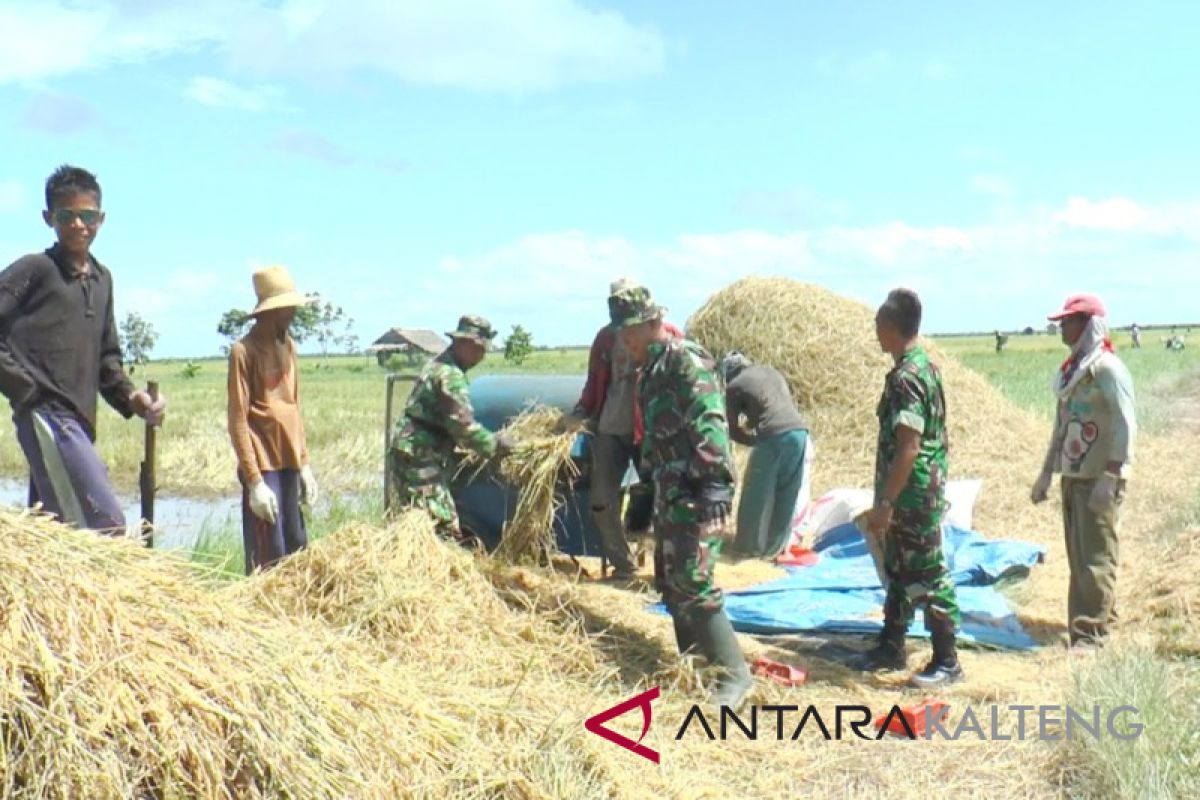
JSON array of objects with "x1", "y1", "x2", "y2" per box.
[{"x1": 452, "y1": 374, "x2": 635, "y2": 556}]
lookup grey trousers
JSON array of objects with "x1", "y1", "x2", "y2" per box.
[
  {"x1": 589, "y1": 432, "x2": 637, "y2": 573},
  {"x1": 1062, "y1": 476, "x2": 1123, "y2": 644}
]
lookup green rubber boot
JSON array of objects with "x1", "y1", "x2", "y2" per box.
[{"x1": 692, "y1": 608, "x2": 753, "y2": 710}]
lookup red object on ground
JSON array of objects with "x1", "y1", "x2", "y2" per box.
[
  {"x1": 874, "y1": 699, "x2": 949, "y2": 738},
  {"x1": 776, "y1": 545, "x2": 819, "y2": 567},
  {"x1": 751, "y1": 656, "x2": 809, "y2": 687}
]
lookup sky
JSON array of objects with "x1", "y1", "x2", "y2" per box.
[{"x1": 1, "y1": 0, "x2": 1197, "y2": 357}]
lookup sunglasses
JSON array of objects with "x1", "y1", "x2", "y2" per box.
[{"x1": 52, "y1": 208, "x2": 102, "y2": 226}]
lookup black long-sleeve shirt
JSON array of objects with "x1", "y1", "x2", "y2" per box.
[{"x1": 0, "y1": 244, "x2": 135, "y2": 439}]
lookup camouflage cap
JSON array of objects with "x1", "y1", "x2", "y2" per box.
[
  {"x1": 446, "y1": 314, "x2": 497, "y2": 345},
  {"x1": 610, "y1": 286, "x2": 665, "y2": 328},
  {"x1": 608, "y1": 276, "x2": 642, "y2": 297}
]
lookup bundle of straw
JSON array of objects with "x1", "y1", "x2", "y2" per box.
[{"x1": 488, "y1": 407, "x2": 583, "y2": 563}]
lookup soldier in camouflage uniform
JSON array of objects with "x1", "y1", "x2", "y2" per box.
[
  {"x1": 855, "y1": 289, "x2": 963, "y2": 687},
  {"x1": 614, "y1": 285, "x2": 753, "y2": 709},
  {"x1": 389, "y1": 315, "x2": 514, "y2": 543}
]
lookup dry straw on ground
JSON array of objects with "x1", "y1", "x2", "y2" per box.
[
  {"x1": 0, "y1": 507, "x2": 638, "y2": 799},
  {"x1": 0, "y1": 507, "x2": 438, "y2": 798}
]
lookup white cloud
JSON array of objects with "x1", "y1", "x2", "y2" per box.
[
  {"x1": 1053, "y1": 197, "x2": 1148, "y2": 231},
  {"x1": 406, "y1": 195, "x2": 1200, "y2": 344},
  {"x1": 0, "y1": 1, "x2": 234, "y2": 84},
  {"x1": 1051, "y1": 197, "x2": 1200, "y2": 240},
  {"x1": 0, "y1": 180, "x2": 24, "y2": 213},
  {"x1": 0, "y1": 1, "x2": 666, "y2": 93},
  {"x1": 816, "y1": 222, "x2": 973, "y2": 265},
  {"x1": 117, "y1": 269, "x2": 226, "y2": 318},
  {"x1": 185, "y1": 77, "x2": 284, "y2": 111},
  {"x1": 971, "y1": 175, "x2": 1015, "y2": 200}
]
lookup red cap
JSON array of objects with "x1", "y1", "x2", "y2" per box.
[{"x1": 1048, "y1": 293, "x2": 1106, "y2": 321}]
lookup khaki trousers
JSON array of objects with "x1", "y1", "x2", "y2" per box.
[{"x1": 1061, "y1": 476, "x2": 1124, "y2": 644}]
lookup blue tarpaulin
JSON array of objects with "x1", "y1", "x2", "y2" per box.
[{"x1": 652, "y1": 524, "x2": 1047, "y2": 650}]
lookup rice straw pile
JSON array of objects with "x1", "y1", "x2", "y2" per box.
[
  {"x1": 483, "y1": 407, "x2": 583, "y2": 563},
  {"x1": 0, "y1": 508, "x2": 443, "y2": 798},
  {"x1": 687, "y1": 276, "x2": 1053, "y2": 539},
  {"x1": 0, "y1": 506, "x2": 658, "y2": 798},
  {"x1": 235, "y1": 512, "x2": 604, "y2": 685}
]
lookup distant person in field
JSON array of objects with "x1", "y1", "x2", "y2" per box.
[
  {"x1": 994, "y1": 330, "x2": 1009, "y2": 353},
  {"x1": 854, "y1": 288, "x2": 963, "y2": 688},
  {"x1": 719, "y1": 351, "x2": 809, "y2": 560},
  {"x1": 227, "y1": 265, "x2": 317, "y2": 574},
  {"x1": 573, "y1": 278, "x2": 683, "y2": 580},
  {"x1": 0, "y1": 165, "x2": 166, "y2": 534},
  {"x1": 389, "y1": 315, "x2": 515, "y2": 544},
  {"x1": 1032, "y1": 294, "x2": 1136, "y2": 652},
  {"x1": 1130, "y1": 323, "x2": 1141, "y2": 349}
]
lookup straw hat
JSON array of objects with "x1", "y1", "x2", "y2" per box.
[{"x1": 251, "y1": 265, "x2": 309, "y2": 316}]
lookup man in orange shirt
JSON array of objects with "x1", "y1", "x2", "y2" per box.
[{"x1": 227, "y1": 265, "x2": 317, "y2": 574}]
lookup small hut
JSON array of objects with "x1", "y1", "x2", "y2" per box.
[{"x1": 367, "y1": 328, "x2": 447, "y2": 367}]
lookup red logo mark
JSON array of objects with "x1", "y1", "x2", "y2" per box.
[{"x1": 584, "y1": 686, "x2": 661, "y2": 764}]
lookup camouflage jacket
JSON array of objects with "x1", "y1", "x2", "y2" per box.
[
  {"x1": 391, "y1": 350, "x2": 496, "y2": 465},
  {"x1": 875, "y1": 346, "x2": 949, "y2": 513},
  {"x1": 638, "y1": 337, "x2": 736, "y2": 516}
]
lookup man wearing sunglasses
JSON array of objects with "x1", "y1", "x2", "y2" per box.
[{"x1": 0, "y1": 165, "x2": 166, "y2": 534}]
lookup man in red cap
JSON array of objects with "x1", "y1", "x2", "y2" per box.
[{"x1": 1032, "y1": 293, "x2": 1136, "y2": 652}]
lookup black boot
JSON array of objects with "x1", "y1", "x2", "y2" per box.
[
  {"x1": 850, "y1": 622, "x2": 908, "y2": 672},
  {"x1": 671, "y1": 609, "x2": 698, "y2": 655},
  {"x1": 692, "y1": 608, "x2": 754, "y2": 710},
  {"x1": 911, "y1": 630, "x2": 964, "y2": 688}
]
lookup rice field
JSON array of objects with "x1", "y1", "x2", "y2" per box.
[
  {"x1": 1, "y1": 284, "x2": 1198, "y2": 798},
  {"x1": 0, "y1": 348, "x2": 591, "y2": 500}
]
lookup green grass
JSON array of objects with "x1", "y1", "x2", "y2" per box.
[
  {"x1": 933, "y1": 333, "x2": 1200, "y2": 432},
  {"x1": 1057, "y1": 642, "x2": 1200, "y2": 799}
]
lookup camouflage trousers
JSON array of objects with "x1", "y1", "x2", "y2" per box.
[
  {"x1": 653, "y1": 499, "x2": 727, "y2": 614},
  {"x1": 388, "y1": 453, "x2": 465, "y2": 543},
  {"x1": 882, "y1": 508, "x2": 961, "y2": 632}
]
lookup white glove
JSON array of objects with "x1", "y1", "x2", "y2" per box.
[
  {"x1": 1088, "y1": 473, "x2": 1118, "y2": 514},
  {"x1": 300, "y1": 464, "x2": 318, "y2": 507},
  {"x1": 249, "y1": 479, "x2": 279, "y2": 524},
  {"x1": 1031, "y1": 470, "x2": 1053, "y2": 504}
]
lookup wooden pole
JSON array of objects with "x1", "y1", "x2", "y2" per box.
[
  {"x1": 139, "y1": 380, "x2": 159, "y2": 548},
  {"x1": 383, "y1": 373, "x2": 399, "y2": 514}
]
